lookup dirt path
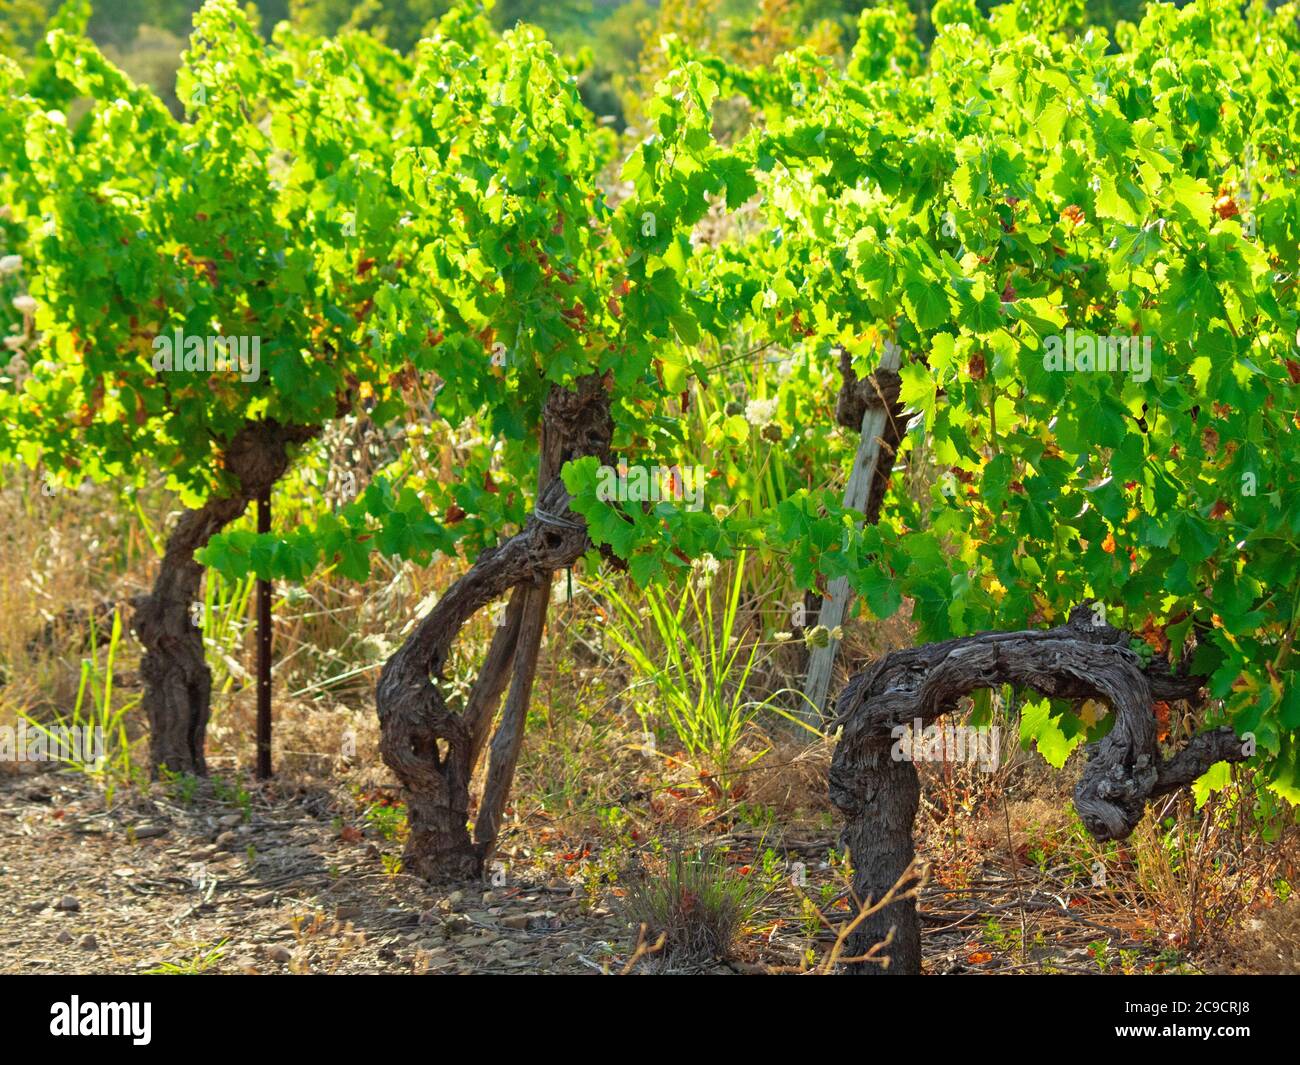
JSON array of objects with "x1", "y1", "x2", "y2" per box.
[
  {"x1": 0, "y1": 770, "x2": 632, "y2": 974},
  {"x1": 2, "y1": 767, "x2": 1271, "y2": 975}
]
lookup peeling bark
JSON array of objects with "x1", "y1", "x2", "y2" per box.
[
  {"x1": 473, "y1": 577, "x2": 551, "y2": 862},
  {"x1": 829, "y1": 604, "x2": 1249, "y2": 974},
  {"x1": 133, "y1": 420, "x2": 317, "y2": 775},
  {"x1": 465, "y1": 587, "x2": 526, "y2": 768},
  {"x1": 376, "y1": 374, "x2": 613, "y2": 881},
  {"x1": 833, "y1": 346, "x2": 906, "y2": 526}
]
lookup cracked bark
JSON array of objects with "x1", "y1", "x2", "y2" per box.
[
  {"x1": 828, "y1": 604, "x2": 1249, "y2": 974},
  {"x1": 132, "y1": 420, "x2": 318, "y2": 775},
  {"x1": 833, "y1": 346, "x2": 906, "y2": 527},
  {"x1": 376, "y1": 374, "x2": 613, "y2": 881}
]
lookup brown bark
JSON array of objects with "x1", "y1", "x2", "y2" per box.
[
  {"x1": 473, "y1": 577, "x2": 551, "y2": 862},
  {"x1": 833, "y1": 346, "x2": 906, "y2": 526},
  {"x1": 465, "y1": 587, "x2": 526, "y2": 768},
  {"x1": 376, "y1": 375, "x2": 613, "y2": 881},
  {"x1": 829, "y1": 604, "x2": 1249, "y2": 974},
  {"x1": 133, "y1": 420, "x2": 317, "y2": 775}
]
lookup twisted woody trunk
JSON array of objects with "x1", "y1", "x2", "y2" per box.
[
  {"x1": 376, "y1": 375, "x2": 614, "y2": 881},
  {"x1": 133, "y1": 420, "x2": 318, "y2": 775},
  {"x1": 829, "y1": 605, "x2": 1249, "y2": 974}
]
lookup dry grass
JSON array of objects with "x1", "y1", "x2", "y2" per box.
[{"x1": 619, "y1": 844, "x2": 767, "y2": 969}]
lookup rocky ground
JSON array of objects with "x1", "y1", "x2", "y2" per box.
[
  {"x1": 3, "y1": 766, "x2": 1290, "y2": 975},
  {"x1": 0, "y1": 770, "x2": 649, "y2": 975}
]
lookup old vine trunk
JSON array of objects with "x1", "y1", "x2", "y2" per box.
[
  {"x1": 376, "y1": 375, "x2": 613, "y2": 881},
  {"x1": 829, "y1": 604, "x2": 1248, "y2": 974},
  {"x1": 133, "y1": 420, "x2": 316, "y2": 774}
]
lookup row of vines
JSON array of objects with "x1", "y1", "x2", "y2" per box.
[{"x1": 1, "y1": 0, "x2": 1297, "y2": 897}]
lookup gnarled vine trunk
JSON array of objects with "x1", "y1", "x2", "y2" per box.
[
  {"x1": 376, "y1": 375, "x2": 613, "y2": 881},
  {"x1": 829, "y1": 604, "x2": 1249, "y2": 974},
  {"x1": 133, "y1": 420, "x2": 317, "y2": 775}
]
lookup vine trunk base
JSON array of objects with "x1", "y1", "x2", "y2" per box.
[
  {"x1": 377, "y1": 376, "x2": 613, "y2": 882},
  {"x1": 829, "y1": 605, "x2": 1248, "y2": 974}
]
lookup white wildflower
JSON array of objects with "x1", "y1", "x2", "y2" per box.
[
  {"x1": 744, "y1": 397, "x2": 777, "y2": 428},
  {"x1": 691, "y1": 553, "x2": 721, "y2": 586}
]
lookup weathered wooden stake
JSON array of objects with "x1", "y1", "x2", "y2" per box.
[{"x1": 800, "y1": 340, "x2": 903, "y2": 725}]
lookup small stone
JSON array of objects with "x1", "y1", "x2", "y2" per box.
[
  {"x1": 56, "y1": 930, "x2": 73, "y2": 944},
  {"x1": 215, "y1": 831, "x2": 238, "y2": 848},
  {"x1": 501, "y1": 914, "x2": 530, "y2": 930},
  {"x1": 266, "y1": 945, "x2": 292, "y2": 963},
  {"x1": 54, "y1": 896, "x2": 80, "y2": 912},
  {"x1": 218, "y1": 813, "x2": 244, "y2": 828},
  {"x1": 233, "y1": 956, "x2": 259, "y2": 974},
  {"x1": 456, "y1": 934, "x2": 495, "y2": 948},
  {"x1": 77, "y1": 933, "x2": 98, "y2": 951},
  {"x1": 132, "y1": 824, "x2": 168, "y2": 840},
  {"x1": 250, "y1": 891, "x2": 276, "y2": 907}
]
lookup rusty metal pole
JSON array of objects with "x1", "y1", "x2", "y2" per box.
[{"x1": 256, "y1": 488, "x2": 272, "y2": 780}]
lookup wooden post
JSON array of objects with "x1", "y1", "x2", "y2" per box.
[
  {"x1": 799, "y1": 340, "x2": 902, "y2": 726},
  {"x1": 255, "y1": 489, "x2": 272, "y2": 780}
]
